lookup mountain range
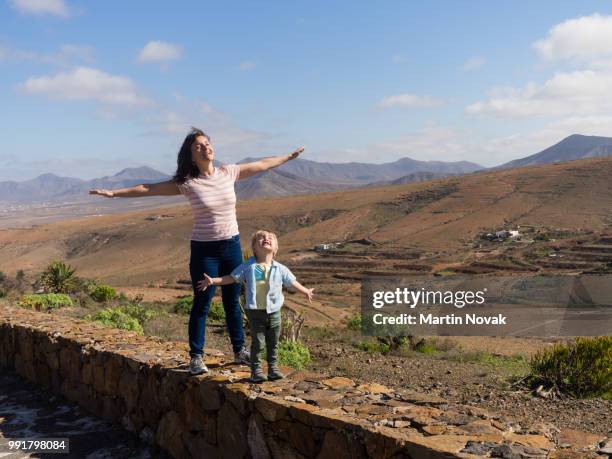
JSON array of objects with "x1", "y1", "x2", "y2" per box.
[
  {"x1": 1, "y1": 134, "x2": 611, "y2": 205},
  {"x1": 0, "y1": 166, "x2": 170, "y2": 204},
  {"x1": 0, "y1": 157, "x2": 481, "y2": 204},
  {"x1": 496, "y1": 134, "x2": 612, "y2": 169}
]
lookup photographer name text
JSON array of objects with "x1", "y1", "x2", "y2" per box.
[{"x1": 372, "y1": 313, "x2": 507, "y2": 325}]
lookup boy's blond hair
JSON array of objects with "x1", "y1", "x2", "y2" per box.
[{"x1": 251, "y1": 230, "x2": 279, "y2": 257}]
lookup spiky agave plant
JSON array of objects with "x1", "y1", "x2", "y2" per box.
[{"x1": 39, "y1": 260, "x2": 78, "y2": 294}]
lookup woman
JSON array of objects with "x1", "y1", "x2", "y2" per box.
[{"x1": 90, "y1": 127, "x2": 304, "y2": 375}]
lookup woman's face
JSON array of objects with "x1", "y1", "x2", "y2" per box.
[{"x1": 191, "y1": 135, "x2": 214, "y2": 163}]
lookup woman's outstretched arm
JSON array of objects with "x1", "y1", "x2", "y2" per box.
[
  {"x1": 89, "y1": 180, "x2": 180, "y2": 198},
  {"x1": 238, "y1": 147, "x2": 304, "y2": 180}
]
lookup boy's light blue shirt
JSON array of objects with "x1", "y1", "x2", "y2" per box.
[{"x1": 230, "y1": 257, "x2": 296, "y2": 313}]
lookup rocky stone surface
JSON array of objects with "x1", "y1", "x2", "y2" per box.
[
  {"x1": 0, "y1": 371, "x2": 164, "y2": 458},
  {"x1": 0, "y1": 306, "x2": 608, "y2": 459}
]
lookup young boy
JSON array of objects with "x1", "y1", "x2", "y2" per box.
[{"x1": 198, "y1": 230, "x2": 314, "y2": 383}]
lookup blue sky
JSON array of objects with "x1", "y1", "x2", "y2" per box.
[{"x1": 2, "y1": 1, "x2": 612, "y2": 180}]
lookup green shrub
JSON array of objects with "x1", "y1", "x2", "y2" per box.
[
  {"x1": 415, "y1": 342, "x2": 437, "y2": 354},
  {"x1": 278, "y1": 340, "x2": 311, "y2": 370},
  {"x1": 378, "y1": 335, "x2": 409, "y2": 352},
  {"x1": 529, "y1": 337, "x2": 611, "y2": 398},
  {"x1": 449, "y1": 351, "x2": 528, "y2": 371},
  {"x1": 534, "y1": 233, "x2": 551, "y2": 242},
  {"x1": 173, "y1": 297, "x2": 225, "y2": 321},
  {"x1": 208, "y1": 301, "x2": 226, "y2": 322},
  {"x1": 39, "y1": 260, "x2": 78, "y2": 293},
  {"x1": 306, "y1": 326, "x2": 335, "y2": 339},
  {"x1": 76, "y1": 278, "x2": 99, "y2": 294},
  {"x1": 86, "y1": 301, "x2": 155, "y2": 335},
  {"x1": 121, "y1": 303, "x2": 156, "y2": 324},
  {"x1": 0, "y1": 279, "x2": 6, "y2": 298},
  {"x1": 346, "y1": 313, "x2": 362, "y2": 331},
  {"x1": 90, "y1": 284, "x2": 117, "y2": 302},
  {"x1": 89, "y1": 308, "x2": 144, "y2": 334},
  {"x1": 1, "y1": 271, "x2": 28, "y2": 297},
  {"x1": 19, "y1": 293, "x2": 73, "y2": 311},
  {"x1": 356, "y1": 340, "x2": 390, "y2": 354},
  {"x1": 173, "y1": 296, "x2": 193, "y2": 314}
]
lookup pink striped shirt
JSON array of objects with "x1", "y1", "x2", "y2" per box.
[{"x1": 178, "y1": 164, "x2": 241, "y2": 241}]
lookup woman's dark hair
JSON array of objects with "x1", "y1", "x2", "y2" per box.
[{"x1": 172, "y1": 127, "x2": 210, "y2": 184}]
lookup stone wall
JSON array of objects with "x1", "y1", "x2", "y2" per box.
[{"x1": 0, "y1": 306, "x2": 605, "y2": 458}]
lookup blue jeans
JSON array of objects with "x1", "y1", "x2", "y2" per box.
[{"x1": 189, "y1": 235, "x2": 244, "y2": 356}]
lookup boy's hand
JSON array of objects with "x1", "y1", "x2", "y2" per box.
[
  {"x1": 304, "y1": 288, "x2": 314, "y2": 303},
  {"x1": 197, "y1": 273, "x2": 214, "y2": 291}
]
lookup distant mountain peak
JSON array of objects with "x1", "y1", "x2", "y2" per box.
[
  {"x1": 497, "y1": 133, "x2": 612, "y2": 169},
  {"x1": 114, "y1": 165, "x2": 162, "y2": 175},
  {"x1": 35, "y1": 172, "x2": 65, "y2": 179},
  {"x1": 28, "y1": 172, "x2": 82, "y2": 185},
  {"x1": 112, "y1": 166, "x2": 169, "y2": 180}
]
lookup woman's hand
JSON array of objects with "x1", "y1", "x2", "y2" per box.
[
  {"x1": 197, "y1": 273, "x2": 214, "y2": 291},
  {"x1": 288, "y1": 147, "x2": 304, "y2": 160},
  {"x1": 238, "y1": 147, "x2": 305, "y2": 180},
  {"x1": 89, "y1": 189, "x2": 114, "y2": 198},
  {"x1": 304, "y1": 288, "x2": 314, "y2": 303},
  {"x1": 88, "y1": 181, "x2": 180, "y2": 198}
]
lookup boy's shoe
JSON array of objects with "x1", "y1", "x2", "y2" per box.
[
  {"x1": 189, "y1": 356, "x2": 209, "y2": 375},
  {"x1": 250, "y1": 367, "x2": 267, "y2": 383},
  {"x1": 267, "y1": 365, "x2": 284, "y2": 381},
  {"x1": 234, "y1": 346, "x2": 251, "y2": 365}
]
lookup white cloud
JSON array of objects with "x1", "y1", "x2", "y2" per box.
[
  {"x1": 38, "y1": 44, "x2": 94, "y2": 67},
  {"x1": 304, "y1": 126, "x2": 478, "y2": 164},
  {"x1": 137, "y1": 41, "x2": 182, "y2": 63},
  {"x1": 238, "y1": 60, "x2": 257, "y2": 71},
  {"x1": 18, "y1": 66, "x2": 150, "y2": 106},
  {"x1": 370, "y1": 126, "x2": 477, "y2": 163},
  {"x1": 377, "y1": 93, "x2": 445, "y2": 109},
  {"x1": 462, "y1": 56, "x2": 485, "y2": 71},
  {"x1": 466, "y1": 70, "x2": 612, "y2": 117},
  {"x1": 468, "y1": 14, "x2": 612, "y2": 118},
  {"x1": 534, "y1": 14, "x2": 612, "y2": 63},
  {"x1": 9, "y1": 0, "x2": 70, "y2": 17},
  {"x1": 479, "y1": 116, "x2": 612, "y2": 164},
  {"x1": 368, "y1": 118, "x2": 612, "y2": 166},
  {"x1": 0, "y1": 43, "x2": 36, "y2": 61},
  {"x1": 0, "y1": 156, "x2": 161, "y2": 182},
  {"x1": 145, "y1": 101, "x2": 274, "y2": 160},
  {"x1": 41, "y1": 44, "x2": 94, "y2": 66},
  {"x1": 322, "y1": 117, "x2": 612, "y2": 167},
  {"x1": 0, "y1": 42, "x2": 92, "y2": 66},
  {"x1": 192, "y1": 103, "x2": 272, "y2": 151},
  {"x1": 546, "y1": 115, "x2": 612, "y2": 136}
]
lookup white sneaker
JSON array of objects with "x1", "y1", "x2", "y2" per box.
[{"x1": 189, "y1": 356, "x2": 209, "y2": 375}]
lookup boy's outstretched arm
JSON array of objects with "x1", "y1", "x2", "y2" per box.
[
  {"x1": 292, "y1": 281, "x2": 314, "y2": 303},
  {"x1": 197, "y1": 273, "x2": 236, "y2": 291}
]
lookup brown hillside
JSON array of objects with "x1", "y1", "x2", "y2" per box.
[{"x1": 0, "y1": 157, "x2": 611, "y2": 289}]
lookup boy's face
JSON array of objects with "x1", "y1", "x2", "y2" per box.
[{"x1": 254, "y1": 232, "x2": 277, "y2": 257}]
